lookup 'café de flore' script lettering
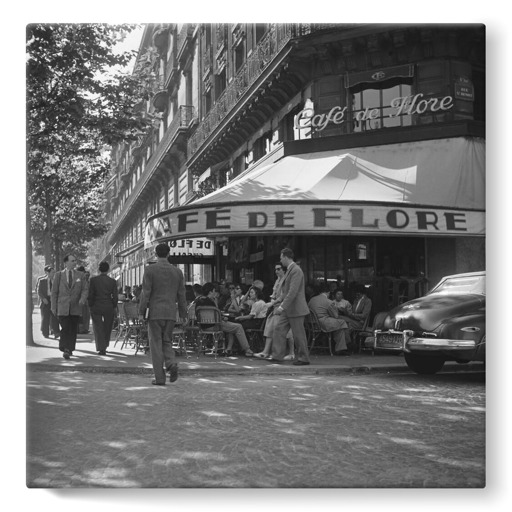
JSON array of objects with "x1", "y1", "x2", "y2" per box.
[{"x1": 294, "y1": 94, "x2": 454, "y2": 131}]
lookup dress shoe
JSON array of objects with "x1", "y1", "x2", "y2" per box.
[
  {"x1": 167, "y1": 363, "x2": 178, "y2": 383},
  {"x1": 292, "y1": 360, "x2": 310, "y2": 366},
  {"x1": 63, "y1": 350, "x2": 70, "y2": 360},
  {"x1": 152, "y1": 380, "x2": 165, "y2": 386},
  {"x1": 98, "y1": 350, "x2": 107, "y2": 356}
]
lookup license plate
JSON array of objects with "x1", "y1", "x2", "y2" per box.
[{"x1": 376, "y1": 332, "x2": 403, "y2": 349}]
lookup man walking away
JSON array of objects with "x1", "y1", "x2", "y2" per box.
[
  {"x1": 138, "y1": 243, "x2": 188, "y2": 386},
  {"x1": 36, "y1": 265, "x2": 60, "y2": 339},
  {"x1": 271, "y1": 248, "x2": 310, "y2": 365},
  {"x1": 88, "y1": 261, "x2": 118, "y2": 355},
  {"x1": 51, "y1": 254, "x2": 88, "y2": 359}
]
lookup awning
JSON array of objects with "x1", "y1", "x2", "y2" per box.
[{"x1": 144, "y1": 137, "x2": 485, "y2": 246}]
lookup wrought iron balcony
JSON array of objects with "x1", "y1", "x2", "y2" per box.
[
  {"x1": 176, "y1": 24, "x2": 196, "y2": 67},
  {"x1": 187, "y1": 24, "x2": 294, "y2": 156}
]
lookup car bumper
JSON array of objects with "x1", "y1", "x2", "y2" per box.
[{"x1": 374, "y1": 329, "x2": 477, "y2": 353}]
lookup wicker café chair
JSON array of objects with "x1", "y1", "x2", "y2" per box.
[
  {"x1": 195, "y1": 306, "x2": 226, "y2": 358},
  {"x1": 122, "y1": 301, "x2": 148, "y2": 354},
  {"x1": 172, "y1": 312, "x2": 191, "y2": 358},
  {"x1": 304, "y1": 309, "x2": 333, "y2": 356},
  {"x1": 114, "y1": 302, "x2": 128, "y2": 346}
]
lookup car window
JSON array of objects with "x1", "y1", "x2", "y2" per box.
[{"x1": 430, "y1": 275, "x2": 485, "y2": 295}]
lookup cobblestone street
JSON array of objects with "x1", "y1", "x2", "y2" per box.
[{"x1": 26, "y1": 370, "x2": 485, "y2": 488}]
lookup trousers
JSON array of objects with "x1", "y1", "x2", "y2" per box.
[
  {"x1": 147, "y1": 319, "x2": 177, "y2": 384},
  {"x1": 272, "y1": 313, "x2": 309, "y2": 362},
  {"x1": 58, "y1": 315, "x2": 80, "y2": 353},
  {"x1": 40, "y1": 302, "x2": 60, "y2": 337},
  {"x1": 90, "y1": 307, "x2": 115, "y2": 352}
]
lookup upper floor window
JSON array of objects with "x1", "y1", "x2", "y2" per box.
[
  {"x1": 255, "y1": 24, "x2": 268, "y2": 44},
  {"x1": 351, "y1": 82, "x2": 413, "y2": 132},
  {"x1": 234, "y1": 42, "x2": 245, "y2": 72}
]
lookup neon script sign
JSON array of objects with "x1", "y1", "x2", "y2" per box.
[{"x1": 295, "y1": 94, "x2": 454, "y2": 132}]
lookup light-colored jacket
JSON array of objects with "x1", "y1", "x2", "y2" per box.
[
  {"x1": 51, "y1": 269, "x2": 88, "y2": 316},
  {"x1": 279, "y1": 261, "x2": 309, "y2": 318},
  {"x1": 308, "y1": 293, "x2": 348, "y2": 332},
  {"x1": 138, "y1": 259, "x2": 187, "y2": 321}
]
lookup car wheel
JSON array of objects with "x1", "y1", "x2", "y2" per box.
[{"x1": 404, "y1": 353, "x2": 445, "y2": 375}]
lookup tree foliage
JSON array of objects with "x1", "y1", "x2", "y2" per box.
[{"x1": 27, "y1": 23, "x2": 150, "y2": 267}]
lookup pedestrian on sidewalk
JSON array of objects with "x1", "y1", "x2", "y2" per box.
[
  {"x1": 271, "y1": 248, "x2": 310, "y2": 365},
  {"x1": 51, "y1": 254, "x2": 88, "y2": 359},
  {"x1": 36, "y1": 265, "x2": 60, "y2": 339},
  {"x1": 138, "y1": 243, "x2": 188, "y2": 386},
  {"x1": 88, "y1": 261, "x2": 118, "y2": 355}
]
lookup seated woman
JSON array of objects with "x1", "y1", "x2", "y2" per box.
[{"x1": 235, "y1": 286, "x2": 268, "y2": 331}]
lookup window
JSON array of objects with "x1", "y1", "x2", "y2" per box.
[
  {"x1": 255, "y1": 24, "x2": 267, "y2": 43},
  {"x1": 351, "y1": 83, "x2": 413, "y2": 132},
  {"x1": 234, "y1": 42, "x2": 245, "y2": 72},
  {"x1": 178, "y1": 171, "x2": 188, "y2": 204},
  {"x1": 204, "y1": 89, "x2": 212, "y2": 115},
  {"x1": 293, "y1": 100, "x2": 313, "y2": 140},
  {"x1": 168, "y1": 184, "x2": 175, "y2": 208},
  {"x1": 215, "y1": 69, "x2": 226, "y2": 100}
]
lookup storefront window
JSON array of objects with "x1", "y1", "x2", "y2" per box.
[{"x1": 346, "y1": 238, "x2": 375, "y2": 287}]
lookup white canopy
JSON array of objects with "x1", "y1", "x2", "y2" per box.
[{"x1": 145, "y1": 137, "x2": 485, "y2": 245}]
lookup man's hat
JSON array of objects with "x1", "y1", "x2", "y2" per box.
[{"x1": 44, "y1": 265, "x2": 53, "y2": 272}]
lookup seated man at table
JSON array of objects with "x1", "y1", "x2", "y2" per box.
[
  {"x1": 340, "y1": 284, "x2": 372, "y2": 331},
  {"x1": 308, "y1": 281, "x2": 350, "y2": 355},
  {"x1": 195, "y1": 282, "x2": 254, "y2": 357}
]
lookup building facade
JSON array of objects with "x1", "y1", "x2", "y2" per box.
[{"x1": 102, "y1": 23, "x2": 485, "y2": 317}]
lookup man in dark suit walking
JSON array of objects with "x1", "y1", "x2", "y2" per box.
[
  {"x1": 138, "y1": 243, "x2": 188, "y2": 386},
  {"x1": 271, "y1": 248, "x2": 311, "y2": 365},
  {"x1": 88, "y1": 261, "x2": 118, "y2": 355},
  {"x1": 36, "y1": 265, "x2": 60, "y2": 339},
  {"x1": 51, "y1": 254, "x2": 89, "y2": 359}
]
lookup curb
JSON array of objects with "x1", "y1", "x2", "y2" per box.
[{"x1": 26, "y1": 361, "x2": 484, "y2": 377}]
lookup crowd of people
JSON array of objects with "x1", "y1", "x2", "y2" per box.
[
  {"x1": 185, "y1": 249, "x2": 372, "y2": 362},
  {"x1": 36, "y1": 245, "x2": 372, "y2": 386}
]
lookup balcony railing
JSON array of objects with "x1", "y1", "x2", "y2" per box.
[
  {"x1": 188, "y1": 24, "x2": 294, "y2": 155},
  {"x1": 176, "y1": 24, "x2": 196, "y2": 65},
  {"x1": 187, "y1": 24, "x2": 348, "y2": 157}
]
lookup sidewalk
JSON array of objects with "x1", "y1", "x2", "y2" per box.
[{"x1": 27, "y1": 312, "x2": 482, "y2": 377}]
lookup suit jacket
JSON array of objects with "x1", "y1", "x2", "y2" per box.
[
  {"x1": 279, "y1": 261, "x2": 309, "y2": 318},
  {"x1": 88, "y1": 274, "x2": 118, "y2": 312},
  {"x1": 51, "y1": 269, "x2": 88, "y2": 316},
  {"x1": 36, "y1": 275, "x2": 51, "y2": 304},
  {"x1": 352, "y1": 295, "x2": 372, "y2": 322},
  {"x1": 138, "y1": 259, "x2": 187, "y2": 321},
  {"x1": 308, "y1": 293, "x2": 348, "y2": 332}
]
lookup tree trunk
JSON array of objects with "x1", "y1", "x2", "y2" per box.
[
  {"x1": 27, "y1": 198, "x2": 37, "y2": 346},
  {"x1": 43, "y1": 208, "x2": 52, "y2": 265}
]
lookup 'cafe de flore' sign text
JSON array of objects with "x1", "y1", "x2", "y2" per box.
[
  {"x1": 294, "y1": 93, "x2": 454, "y2": 132},
  {"x1": 144, "y1": 203, "x2": 484, "y2": 247}
]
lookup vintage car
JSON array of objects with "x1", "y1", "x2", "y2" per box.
[{"x1": 374, "y1": 271, "x2": 485, "y2": 374}]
